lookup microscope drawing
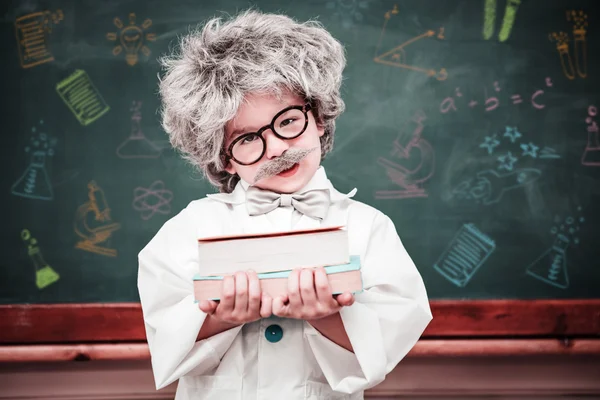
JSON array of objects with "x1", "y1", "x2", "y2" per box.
[
  {"x1": 375, "y1": 110, "x2": 435, "y2": 199},
  {"x1": 74, "y1": 181, "x2": 121, "y2": 257}
]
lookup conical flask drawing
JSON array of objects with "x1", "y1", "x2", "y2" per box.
[
  {"x1": 11, "y1": 150, "x2": 53, "y2": 200},
  {"x1": 116, "y1": 101, "x2": 161, "y2": 159},
  {"x1": 526, "y1": 234, "x2": 569, "y2": 289},
  {"x1": 581, "y1": 123, "x2": 600, "y2": 166},
  {"x1": 29, "y1": 246, "x2": 60, "y2": 289},
  {"x1": 116, "y1": 129, "x2": 162, "y2": 158},
  {"x1": 21, "y1": 229, "x2": 59, "y2": 289}
]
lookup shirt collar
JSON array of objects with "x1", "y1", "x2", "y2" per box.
[{"x1": 206, "y1": 166, "x2": 357, "y2": 205}]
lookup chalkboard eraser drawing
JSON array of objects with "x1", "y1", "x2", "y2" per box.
[
  {"x1": 106, "y1": 13, "x2": 156, "y2": 66},
  {"x1": 56, "y1": 70, "x2": 110, "y2": 126},
  {"x1": 581, "y1": 105, "x2": 600, "y2": 166},
  {"x1": 14, "y1": 9, "x2": 63, "y2": 68},
  {"x1": 375, "y1": 110, "x2": 434, "y2": 200},
  {"x1": 374, "y1": 4, "x2": 447, "y2": 81},
  {"x1": 21, "y1": 229, "x2": 60, "y2": 289},
  {"x1": 116, "y1": 101, "x2": 162, "y2": 159},
  {"x1": 550, "y1": 11, "x2": 588, "y2": 80},
  {"x1": 483, "y1": 0, "x2": 521, "y2": 42},
  {"x1": 74, "y1": 181, "x2": 121, "y2": 257},
  {"x1": 434, "y1": 223, "x2": 496, "y2": 287},
  {"x1": 11, "y1": 120, "x2": 57, "y2": 201}
]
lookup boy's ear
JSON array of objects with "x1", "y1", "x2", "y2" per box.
[
  {"x1": 224, "y1": 161, "x2": 236, "y2": 175},
  {"x1": 316, "y1": 123, "x2": 325, "y2": 138}
]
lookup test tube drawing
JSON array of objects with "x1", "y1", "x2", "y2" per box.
[
  {"x1": 15, "y1": 10, "x2": 63, "y2": 68},
  {"x1": 526, "y1": 234, "x2": 570, "y2": 289},
  {"x1": 56, "y1": 70, "x2": 110, "y2": 126},
  {"x1": 434, "y1": 223, "x2": 496, "y2": 287},
  {"x1": 568, "y1": 10, "x2": 588, "y2": 79},
  {"x1": 21, "y1": 229, "x2": 60, "y2": 289},
  {"x1": 483, "y1": 0, "x2": 521, "y2": 42},
  {"x1": 550, "y1": 32, "x2": 576, "y2": 80}
]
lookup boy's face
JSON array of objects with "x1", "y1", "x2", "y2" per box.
[{"x1": 224, "y1": 91, "x2": 324, "y2": 194}]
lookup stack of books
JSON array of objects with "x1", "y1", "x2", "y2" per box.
[{"x1": 193, "y1": 226, "x2": 362, "y2": 301}]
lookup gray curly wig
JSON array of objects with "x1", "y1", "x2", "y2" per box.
[{"x1": 158, "y1": 10, "x2": 346, "y2": 193}]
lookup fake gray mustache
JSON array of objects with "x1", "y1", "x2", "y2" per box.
[{"x1": 253, "y1": 147, "x2": 317, "y2": 184}]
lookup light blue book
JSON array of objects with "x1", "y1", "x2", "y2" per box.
[{"x1": 193, "y1": 255, "x2": 363, "y2": 302}]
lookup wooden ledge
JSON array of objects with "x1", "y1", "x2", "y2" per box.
[
  {"x1": 1, "y1": 300, "x2": 599, "y2": 343},
  {"x1": 1, "y1": 339, "x2": 600, "y2": 362}
]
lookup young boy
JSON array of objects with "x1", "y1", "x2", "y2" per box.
[{"x1": 138, "y1": 10, "x2": 432, "y2": 400}]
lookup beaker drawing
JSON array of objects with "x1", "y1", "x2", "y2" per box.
[
  {"x1": 116, "y1": 129, "x2": 162, "y2": 158},
  {"x1": 581, "y1": 123, "x2": 600, "y2": 166},
  {"x1": 11, "y1": 150, "x2": 53, "y2": 200},
  {"x1": 116, "y1": 100, "x2": 161, "y2": 159},
  {"x1": 526, "y1": 234, "x2": 570, "y2": 289},
  {"x1": 29, "y1": 246, "x2": 60, "y2": 289},
  {"x1": 21, "y1": 229, "x2": 59, "y2": 289}
]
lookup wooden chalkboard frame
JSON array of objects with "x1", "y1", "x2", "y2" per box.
[{"x1": 1, "y1": 299, "x2": 598, "y2": 344}]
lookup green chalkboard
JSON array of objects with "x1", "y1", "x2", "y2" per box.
[{"x1": 2, "y1": 0, "x2": 600, "y2": 304}]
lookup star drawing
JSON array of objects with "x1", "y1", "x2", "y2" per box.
[
  {"x1": 480, "y1": 134, "x2": 500, "y2": 154},
  {"x1": 497, "y1": 151, "x2": 517, "y2": 171},
  {"x1": 503, "y1": 126, "x2": 522, "y2": 143},
  {"x1": 520, "y1": 142, "x2": 539, "y2": 158}
]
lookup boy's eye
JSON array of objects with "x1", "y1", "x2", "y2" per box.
[
  {"x1": 241, "y1": 134, "x2": 259, "y2": 144},
  {"x1": 281, "y1": 118, "x2": 295, "y2": 126}
]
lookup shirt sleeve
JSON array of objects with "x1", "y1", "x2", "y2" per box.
[
  {"x1": 137, "y1": 207, "x2": 243, "y2": 390},
  {"x1": 304, "y1": 211, "x2": 433, "y2": 394}
]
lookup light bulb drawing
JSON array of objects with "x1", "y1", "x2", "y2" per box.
[{"x1": 106, "y1": 13, "x2": 156, "y2": 66}]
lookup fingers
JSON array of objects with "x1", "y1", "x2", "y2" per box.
[
  {"x1": 336, "y1": 292, "x2": 355, "y2": 307},
  {"x1": 287, "y1": 269, "x2": 303, "y2": 307},
  {"x1": 247, "y1": 270, "x2": 261, "y2": 314},
  {"x1": 272, "y1": 295, "x2": 288, "y2": 317},
  {"x1": 313, "y1": 267, "x2": 334, "y2": 304},
  {"x1": 234, "y1": 271, "x2": 248, "y2": 313},
  {"x1": 220, "y1": 275, "x2": 236, "y2": 313},
  {"x1": 198, "y1": 300, "x2": 218, "y2": 314},
  {"x1": 260, "y1": 293, "x2": 273, "y2": 318},
  {"x1": 300, "y1": 268, "x2": 317, "y2": 307}
]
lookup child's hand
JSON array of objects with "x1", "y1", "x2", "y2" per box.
[
  {"x1": 198, "y1": 270, "x2": 272, "y2": 324},
  {"x1": 272, "y1": 267, "x2": 355, "y2": 320}
]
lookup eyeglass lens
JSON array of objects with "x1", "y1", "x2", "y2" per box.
[{"x1": 231, "y1": 108, "x2": 306, "y2": 164}]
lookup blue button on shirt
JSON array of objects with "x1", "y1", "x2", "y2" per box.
[{"x1": 265, "y1": 324, "x2": 283, "y2": 343}]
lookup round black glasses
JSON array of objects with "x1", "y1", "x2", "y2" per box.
[{"x1": 224, "y1": 103, "x2": 312, "y2": 166}]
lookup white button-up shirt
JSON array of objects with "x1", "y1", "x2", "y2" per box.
[{"x1": 137, "y1": 167, "x2": 432, "y2": 400}]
